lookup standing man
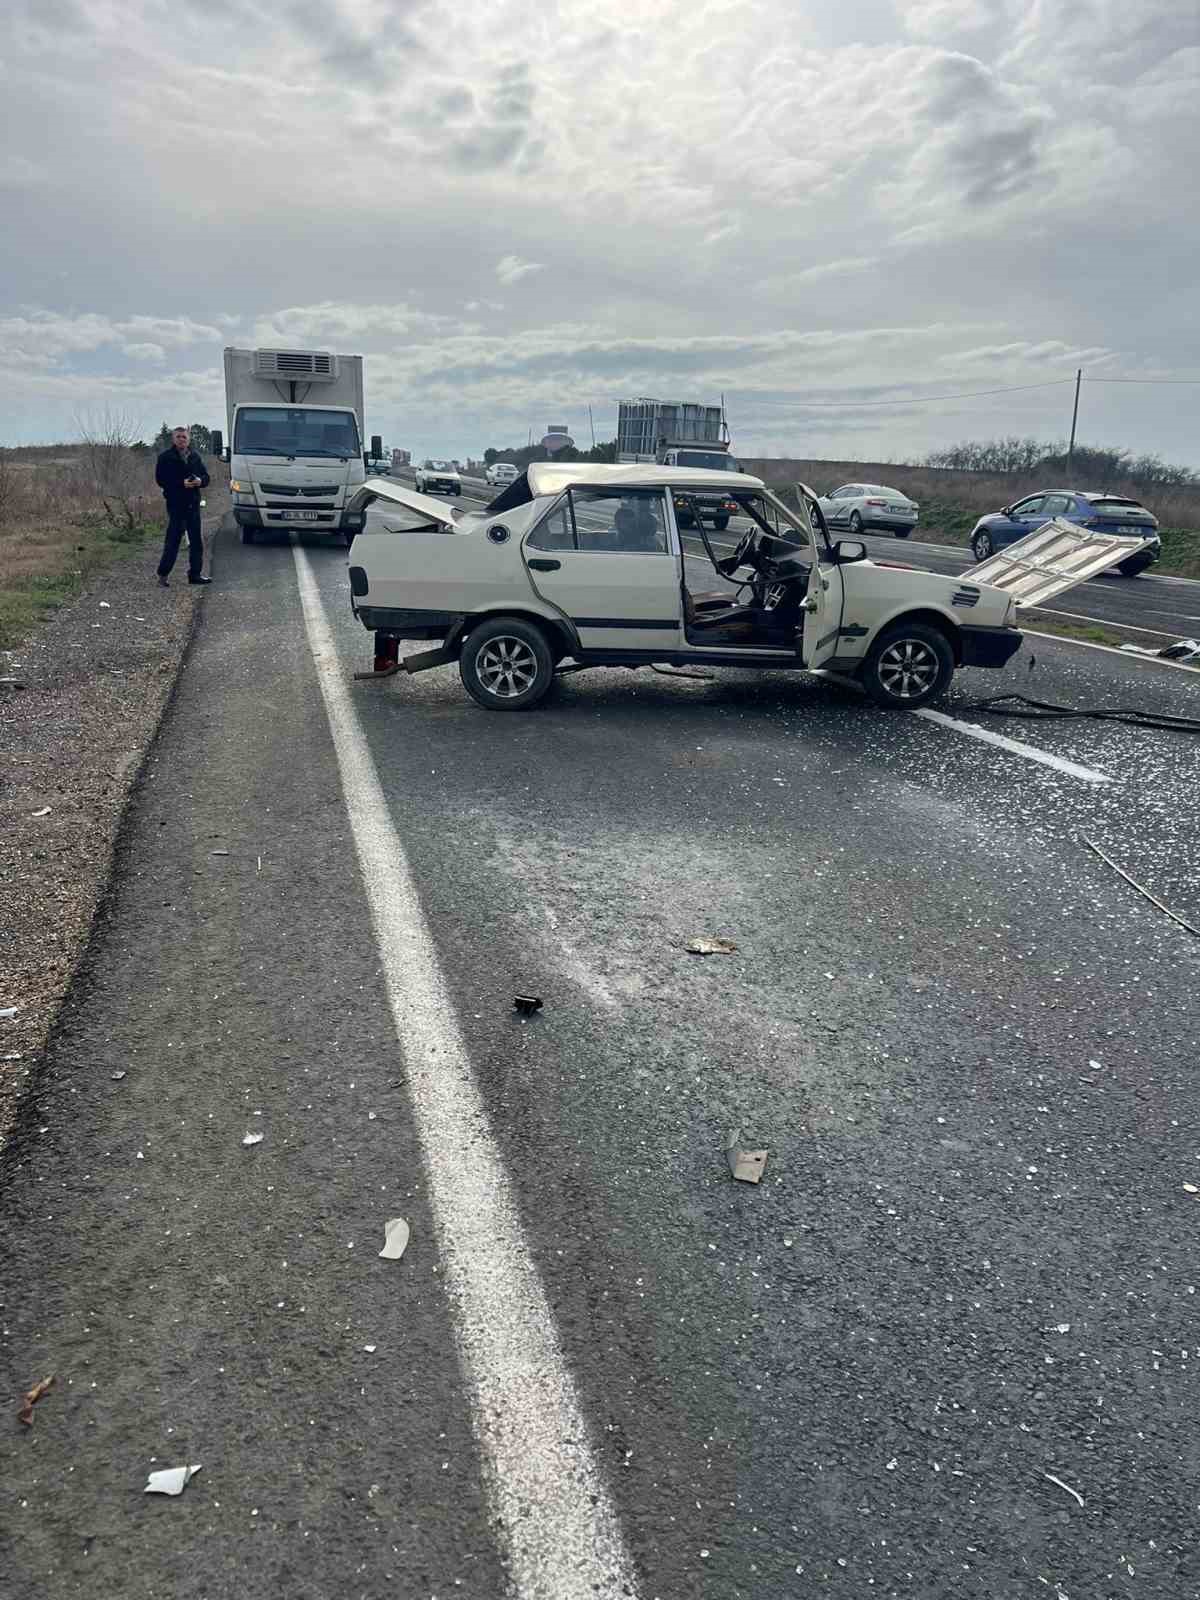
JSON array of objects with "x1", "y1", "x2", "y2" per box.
[{"x1": 155, "y1": 426, "x2": 211, "y2": 586}]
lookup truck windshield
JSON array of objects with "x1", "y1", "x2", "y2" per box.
[
  {"x1": 676, "y1": 450, "x2": 737, "y2": 471},
  {"x1": 234, "y1": 406, "x2": 361, "y2": 458}
]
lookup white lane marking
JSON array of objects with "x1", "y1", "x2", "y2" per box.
[
  {"x1": 915, "y1": 707, "x2": 1112, "y2": 785},
  {"x1": 292, "y1": 546, "x2": 640, "y2": 1600}
]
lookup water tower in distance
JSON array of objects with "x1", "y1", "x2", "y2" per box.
[{"x1": 541, "y1": 423, "x2": 575, "y2": 454}]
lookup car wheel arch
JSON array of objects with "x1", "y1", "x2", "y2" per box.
[
  {"x1": 461, "y1": 605, "x2": 576, "y2": 661},
  {"x1": 871, "y1": 606, "x2": 963, "y2": 665}
]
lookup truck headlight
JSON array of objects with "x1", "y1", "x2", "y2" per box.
[{"x1": 230, "y1": 479, "x2": 247, "y2": 493}]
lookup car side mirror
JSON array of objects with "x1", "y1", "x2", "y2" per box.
[{"x1": 835, "y1": 539, "x2": 867, "y2": 563}]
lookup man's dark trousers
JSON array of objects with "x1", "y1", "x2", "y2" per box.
[{"x1": 157, "y1": 502, "x2": 204, "y2": 581}]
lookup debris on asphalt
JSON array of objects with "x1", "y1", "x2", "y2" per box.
[
  {"x1": 144, "y1": 1464, "x2": 202, "y2": 1497},
  {"x1": 513, "y1": 994, "x2": 543, "y2": 1015},
  {"x1": 1042, "y1": 1471, "x2": 1084, "y2": 1509},
  {"x1": 1083, "y1": 835, "x2": 1200, "y2": 937},
  {"x1": 99, "y1": 601, "x2": 111, "y2": 609},
  {"x1": 726, "y1": 1129, "x2": 768, "y2": 1184},
  {"x1": 0, "y1": 677, "x2": 28, "y2": 691},
  {"x1": 685, "y1": 937, "x2": 737, "y2": 956},
  {"x1": 18, "y1": 1375, "x2": 54, "y2": 1428},
  {"x1": 30, "y1": 807, "x2": 51, "y2": 818},
  {"x1": 1158, "y1": 637, "x2": 1200, "y2": 662},
  {"x1": 0, "y1": 1007, "x2": 18, "y2": 1019},
  {"x1": 379, "y1": 1216, "x2": 410, "y2": 1261},
  {"x1": 211, "y1": 849, "x2": 230, "y2": 857},
  {"x1": 111, "y1": 1070, "x2": 127, "y2": 1081},
  {"x1": 241, "y1": 1132, "x2": 264, "y2": 1147},
  {"x1": 364, "y1": 1344, "x2": 377, "y2": 1353},
  {"x1": 1044, "y1": 1322, "x2": 1071, "y2": 1334},
  {"x1": 1184, "y1": 1183, "x2": 1198, "y2": 1195}
]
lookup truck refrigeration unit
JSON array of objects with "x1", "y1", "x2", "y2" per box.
[{"x1": 216, "y1": 348, "x2": 382, "y2": 546}]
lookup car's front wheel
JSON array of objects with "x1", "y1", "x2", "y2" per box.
[
  {"x1": 460, "y1": 617, "x2": 556, "y2": 712},
  {"x1": 860, "y1": 622, "x2": 954, "y2": 710},
  {"x1": 849, "y1": 511, "x2": 864, "y2": 535},
  {"x1": 1116, "y1": 557, "x2": 1151, "y2": 577},
  {"x1": 972, "y1": 529, "x2": 994, "y2": 562}
]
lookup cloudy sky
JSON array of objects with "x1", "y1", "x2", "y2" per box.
[{"x1": 2, "y1": 0, "x2": 1197, "y2": 462}]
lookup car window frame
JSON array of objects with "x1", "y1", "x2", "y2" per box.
[
  {"x1": 525, "y1": 487, "x2": 672, "y2": 555},
  {"x1": 1041, "y1": 493, "x2": 1072, "y2": 516},
  {"x1": 1012, "y1": 495, "x2": 1045, "y2": 516}
]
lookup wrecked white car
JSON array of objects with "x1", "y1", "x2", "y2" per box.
[{"x1": 344, "y1": 464, "x2": 1148, "y2": 713}]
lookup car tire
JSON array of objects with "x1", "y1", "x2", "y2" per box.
[
  {"x1": 676, "y1": 512, "x2": 694, "y2": 529},
  {"x1": 460, "y1": 617, "x2": 556, "y2": 712},
  {"x1": 860, "y1": 622, "x2": 954, "y2": 710},
  {"x1": 893, "y1": 529, "x2": 911, "y2": 539},
  {"x1": 972, "y1": 530, "x2": 994, "y2": 562},
  {"x1": 241, "y1": 525, "x2": 256, "y2": 545},
  {"x1": 712, "y1": 516, "x2": 730, "y2": 531},
  {"x1": 849, "y1": 511, "x2": 864, "y2": 535},
  {"x1": 1117, "y1": 558, "x2": 1149, "y2": 577}
]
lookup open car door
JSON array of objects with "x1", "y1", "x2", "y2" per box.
[{"x1": 967, "y1": 517, "x2": 1151, "y2": 607}]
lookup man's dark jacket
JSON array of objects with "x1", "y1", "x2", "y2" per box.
[{"x1": 155, "y1": 447, "x2": 210, "y2": 509}]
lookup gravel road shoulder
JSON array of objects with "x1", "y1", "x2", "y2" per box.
[{"x1": 0, "y1": 513, "x2": 226, "y2": 1142}]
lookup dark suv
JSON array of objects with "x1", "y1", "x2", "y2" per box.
[{"x1": 970, "y1": 491, "x2": 1160, "y2": 577}]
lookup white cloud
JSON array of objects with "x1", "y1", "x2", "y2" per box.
[
  {"x1": 0, "y1": 0, "x2": 1194, "y2": 462},
  {"x1": 122, "y1": 342, "x2": 166, "y2": 362},
  {"x1": 495, "y1": 255, "x2": 545, "y2": 286}
]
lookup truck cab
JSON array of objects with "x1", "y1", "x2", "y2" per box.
[
  {"x1": 224, "y1": 348, "x2": 369, "y2": 547},
  {"x1": 657, "y1": 444, "x2": 744, "y2": 530}
]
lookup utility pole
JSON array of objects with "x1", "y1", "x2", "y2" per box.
[
  {"x1": 1067, "y1": 368, "x2": 1081, "y2": 476},
  {"x1": 588, "y1": 405, "x2": 596, "y2": 449}
]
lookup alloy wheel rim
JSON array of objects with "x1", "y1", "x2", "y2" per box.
[
  {"x1": 477, "y1": 636, "x2": 538, "y2": 698},
  {"x1": 878, "y1": 638, "x2": 939, "y2": 699}
]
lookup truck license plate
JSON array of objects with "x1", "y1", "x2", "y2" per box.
[{"x1": 282, "y1": 510, "x2": 323, "y2": 522}]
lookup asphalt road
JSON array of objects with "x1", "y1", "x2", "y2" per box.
[
  {"x1": 444, "y1": 472, "x2": 1200, "y2": 641},
  {"x1": 2, "y1": 516, "x2": 1199, "y2": 1599}
]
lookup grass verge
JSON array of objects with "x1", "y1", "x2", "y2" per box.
[{"x1": 0, "y1": 520, "x2": 159, "y2": 650}]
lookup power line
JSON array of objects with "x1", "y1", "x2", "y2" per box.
[
  {"x1": 1087, "y1": 376, "x2": 1200, "y2": 385},
  {"x1": 724, "y1": 378, "x2": 1073, "y2": 410}
]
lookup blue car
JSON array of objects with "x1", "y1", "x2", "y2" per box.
[{"x1": 970, "y1": 490, "x2": 1161, "y2": 577}]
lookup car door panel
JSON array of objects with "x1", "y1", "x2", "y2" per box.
[{"x1": 524, "y1": 491, "x2": 683, "y2": 650}]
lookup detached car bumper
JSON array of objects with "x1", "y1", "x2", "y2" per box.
[{"x1": 960, "y1": 625, "x2": 1023, "y2": 668}]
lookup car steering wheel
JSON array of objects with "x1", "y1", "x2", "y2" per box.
[{"x1": 716, "y1": 528, "x2": 758, "y2": 578}]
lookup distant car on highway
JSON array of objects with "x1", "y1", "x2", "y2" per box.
[
  {"x1": 486, "y1": 461, "x2": 520, "y2": 487},
  {"x1": 970, "y1": 490, "x2": 1161, "y2": 576},
  {"x1": 414, "y1": 458, "x2": 462, "y2": 495},
  {"x1": 817, "y1": 484, "x2": 919, "y2": 538},
  {"x1": 366, "y1": 458, "x2": 391, "y2": 476}
]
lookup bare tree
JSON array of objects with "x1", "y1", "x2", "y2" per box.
[
  {"x1": 75, "y1": 409, "x2": 153, "y2": 533},
  {"x1": 0, "y1": 445, "x2": 14, "y2": 530}
]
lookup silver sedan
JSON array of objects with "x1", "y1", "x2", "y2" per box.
[{"x1": 818, "y1": 483, "x2": 919, "y2": 538}]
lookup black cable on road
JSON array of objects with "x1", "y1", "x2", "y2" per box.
[{"x1": 956, "y1": 693, "x2": 1200, "y2": 734}]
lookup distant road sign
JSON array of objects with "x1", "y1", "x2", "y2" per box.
[{"x1": 542, "y1": 432, "x2": 574, "y2": 453}]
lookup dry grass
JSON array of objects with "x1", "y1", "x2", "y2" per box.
[
  {"x1": 746, "y1": 455, "x2": 1200, "y2": 576},
  {"x1": 0, "y1": 444, "x2": 226, "y2": 649}
]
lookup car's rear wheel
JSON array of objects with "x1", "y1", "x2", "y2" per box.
[
  {"x1": 712, "y1": 515, "x2": 730, "y2": 531},
  {"x1": 893, "y1": 528, "x2": 911, "y2": 539},
  {"x1": 860, "y1": 622, "x2": 954, "y2": 710},
  {"x1": 1117, "y1": 557, "x2": 1151, "y2": 577},
  {"x1": 849, "y1": 511, "x2": 864, "y2": 535},
  {"x1": 460, "y1": 617, "x2": 555, "y2": 712},
  {"x1": 972, "y1": 530, "x2": 994, "y2": 561}
]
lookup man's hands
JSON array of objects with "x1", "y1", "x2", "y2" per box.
[{"x1": 184, "y1": 476, "x2": 201, "y2": 489}]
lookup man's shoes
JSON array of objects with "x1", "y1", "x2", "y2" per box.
[
  {"x1": 188, "y1": 576, "x2": 213, "y2": 585},
  {"x1": 157, "y1": 575, "x2": 169, "y2": 587}
]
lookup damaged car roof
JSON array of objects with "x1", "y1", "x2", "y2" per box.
[{"x1": 525, "y1": 462, "x2": 755, "y2": 497}]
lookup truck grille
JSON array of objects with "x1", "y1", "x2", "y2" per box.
[
  {"x1": 260, "y1": 483, "x2": 340, "y2": 497},
  {"x1": 266, "y1": 500, "x2": 336, "y2": 510}
]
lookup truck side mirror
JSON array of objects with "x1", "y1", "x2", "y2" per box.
[
  {"x1": 211, "y1": 429, "x2": 223, "y2": 459},
  {"x1": 370, "y1": 434, "x2": 383, "y2": 461}
]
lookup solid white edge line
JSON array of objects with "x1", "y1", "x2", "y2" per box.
[
  {"x1": 292, "y1": 546, "x2": 641, "y2": 1600},
  {"x1": 914, "y1": 706, "x2": 1112, "y2": 784},
  {"x1": 1021, "y1": 627, "x2": 1200, "y2": 674}
]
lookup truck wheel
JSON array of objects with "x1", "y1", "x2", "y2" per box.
[
  {"x1": 860, "y1": 622, "x2": 954, "y2": 710},
  {"x1": 241, "y1": 525, "x2": 256, "y2": 545},
  {"x1": 712, "y1": 516, "x2": 730, "y2": 530},
  {"x1": 460, "y1": 617, "x2": 555, "y2": 712}
]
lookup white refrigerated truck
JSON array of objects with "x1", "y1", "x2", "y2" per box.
[{"x1": 217, "y1": 348, "x2": 381, "y2": 546}]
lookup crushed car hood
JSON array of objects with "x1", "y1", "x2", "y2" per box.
[{"x1": 967, "y1": 517, "x2": 1151, "y2": 607}]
